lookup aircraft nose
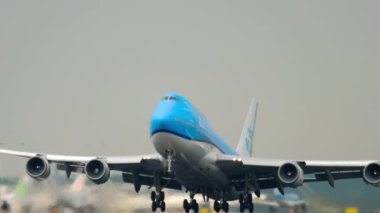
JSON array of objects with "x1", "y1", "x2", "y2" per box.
[
  {"x1": 150, "y1": 103, "x2": 176, "y2": 135},
  {"x1": 151, "y1": 115, "x2": 170, "y2": 134}
]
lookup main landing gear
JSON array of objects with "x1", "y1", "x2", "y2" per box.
[
  {"x1": 151, "y1": 171, "x2": 166, "y2": 212},
  {"x1": 183, "y1": 193, "x2": 199, "y2": 213},
  {"x1": 213, "y1": 200, "x2": 229, "y2": 212},
  {"x1": 238, "y1": 193, "x2": 254, "y2": 213},
  {"x1": 151, "y1": 191, "x2": 166, "y2": 212},
  {"x1": 150, "y1": 148, "x2": 175, "y2": 213}
]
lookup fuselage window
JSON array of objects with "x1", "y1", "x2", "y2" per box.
[
  {"x1": 169, "y1": 97, "x2": 179, "y2": 101},
  {"x1": 162, "y1": 96, "x2": 179, "y2": 101}
]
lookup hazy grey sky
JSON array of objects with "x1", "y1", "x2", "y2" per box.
[{"x1": 0, "y1": 1, "x2": 379, "y2": 176}]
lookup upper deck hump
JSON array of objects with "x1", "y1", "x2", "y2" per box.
[{"x1": 150, "y1": 93, "x2": 239, "y2": 156}]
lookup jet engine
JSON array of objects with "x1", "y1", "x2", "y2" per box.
[
  {"x1": 363, "y1": 162, "x2": 380, "y2": 186},
  {"x1": 84, "y1": 159, "x2": 110, "y2": 184},
  {"x1": 26, "y1": 156, "x2": 51, "y2": 180},
  {"x1": 277, "y1": 162, "x2": 304, "y2": 187}
]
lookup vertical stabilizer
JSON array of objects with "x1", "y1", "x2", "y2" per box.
[{"x1": 236, "y1": 99, "x2": 258, "y2": 157}]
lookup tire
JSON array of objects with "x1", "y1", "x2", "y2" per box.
[
  {"x1": 159, "y1": 191, "x2": 165, "y2": 201},
  {"x1": 184, "y1": 206, "x2": 190, "y2": 213},
  {"x1": 183, "y1": 199, "x2": 189, "y2": 209},
  {"x1": 151, "y1": 191, "x2": 156, "y2": 202},
  {"x1": 239, "y1": 204, "x2": 245, "y2": 213},
  {"x1": 193, "y1": 201, "x2": 199, "y2": 213},
  {"x1": 222, "y1": 202, "x2": 229, "y2": 213},
  {"x1": 247, "y1": 193, "x2": 252, "y2": 203},
  {"x1": 248, "y1": 202, "x2": 254, "y2": 213},
  {"x1": 161, "y1": 201, "x2": 166, "y2": 212},
  {"x1": 191, "y1": 199, "x2": 198, "y2": 211},
  {"x1": 238, "y1": 194, "x2": 244, "y2": 204},
  {"x1": 213, "y1": 200, "x2": 220, "y2": 212},
  {"x1": 151, "y1": 201, "x2": 157, "y2": 212}
]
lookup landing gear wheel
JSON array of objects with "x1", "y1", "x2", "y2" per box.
[
  {"x1": 160, "y1": 201, "x2": 166, "y2": 212},
  {"x1": 191, "y1": 199, "x2": 199, "y2": 213},
  {"x1": 247, "y1": 193, "x2": 252, "y2": 203},
  {"x1": 238, "y1": 194, "x2": 244, "y2": 204},
  {"x1": 151, "y1": 201, "x2": 157, "y2": 212},
  {"x1": 239, "y1": 193, "x2": 254, "y2": 213},
  {"x1": 151, "y1": 191, "x2": 156, "y2": 202},
  {"x1": 240, "y1": 204, "x2": 245, "y2": 213},
  {"x1": 213, "y1": 200, "x2": 221, "y2": 212},
  {"x1": 159, "y1": 191, "x2": 165, "y2": 201},
  {"x1": 183, "y1": 199, "x2": 189, "y2": 213},
  {"x1": 151, "y1": 191, "x2": 166, "y2": 212},
  {"x1": 222, "y1": 201, "x2": 229, "y2": 212},
  {"x1": 248, "y1": 202, "x2": 254, "y2": 213}
]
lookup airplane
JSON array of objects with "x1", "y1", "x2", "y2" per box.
[
  {"x1": 272, "y1": 189, "x2": 308, "y2": 213},
  {"x1": 0, "y1": 92, "x2": 380, "y2": 213},
  {"x1": 251, "y1": 189, "x2": 308, "y2": 213},
  {"x1": 273, "y1": 190, "x2": 307, "y2": 210}
]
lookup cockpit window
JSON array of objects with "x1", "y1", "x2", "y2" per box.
[{"x1": 162, "y1": 96, "x2": 179, "y2": 101}]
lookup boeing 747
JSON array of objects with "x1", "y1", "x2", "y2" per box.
[{"x1": 0, "y1": 92, "x2": 379, "y2": 213}]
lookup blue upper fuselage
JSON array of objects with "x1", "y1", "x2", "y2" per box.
[{"x1": 150, "y1": 92, "x2": 239, "y2": 156}]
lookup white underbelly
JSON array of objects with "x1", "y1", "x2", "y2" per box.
[{"x1": 151, "y1": 132, "x2": 229, "y2": 190}]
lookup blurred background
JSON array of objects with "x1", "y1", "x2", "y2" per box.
[
  {"x1": 0, "y1": 174, "x2": 379, "y2": 213},
  {"x1": 0, "y1": 1, "x2": 379, "y2": 212}
]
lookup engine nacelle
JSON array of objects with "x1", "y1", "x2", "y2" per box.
[
  {"x1": 26, "y1": 156, "x2": 51, "y2": 180},
  {"x1": 363, "y1": 162, "x2": 380, "y2": 186},
  {"x1": 277, "y1": 162, "x2": 304, "y2": 187},
  {"x1": 84, "y1": 159, "x2": 110, "y2": 184}
]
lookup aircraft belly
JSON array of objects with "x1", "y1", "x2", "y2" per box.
[{"x1": 152, "y1": 133, "x2": 230, "y2": 191}]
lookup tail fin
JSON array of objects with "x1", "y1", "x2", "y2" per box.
[{"x1": 236, "y1": 99, "x2": 258, "y2": 157}]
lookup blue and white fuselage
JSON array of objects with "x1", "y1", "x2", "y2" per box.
[
  {"x1": 0, "y1": 92, "x2": 376, "y2": 213},
  {"x1": 151, "y1": 92, "x2": 239, "y2": 200}
]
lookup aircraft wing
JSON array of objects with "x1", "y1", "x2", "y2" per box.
[
  {"x1": 217, "y1": 154, "x2": 374, "y2": 191},
  {"x1": 0, "y1": 148, "x2": 163, "y2": 170},
  {"x1": 0, "y1": 148, "x2": 181, "y2": 189},
  {"x1": 0, "y1": 148, "x2": 160, "y2": 164}
]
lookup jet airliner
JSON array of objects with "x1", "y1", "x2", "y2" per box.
[{"x1": 1, "y1": 92, "x2": 379, "y2": 213}]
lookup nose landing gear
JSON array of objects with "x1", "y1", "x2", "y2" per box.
[{"x1": 166, "y1": 150, "x2": 174, "y2": 174}]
